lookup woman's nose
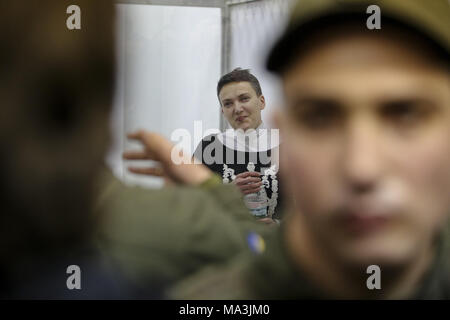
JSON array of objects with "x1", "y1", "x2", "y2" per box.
[{"x1": 234, "y1": 103, "x2": 244, "y2": 114}]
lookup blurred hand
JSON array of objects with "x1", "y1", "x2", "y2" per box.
[
  {"x1": 232, "y1": 171, "x2": 262, "y2": 195},
  {"x1": 123, "y1": 130, "x2": 212, "y2": 186}
]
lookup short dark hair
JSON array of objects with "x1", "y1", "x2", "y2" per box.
[{"x1": 217, "y1": 68, "x2": 262, "y2": 101}]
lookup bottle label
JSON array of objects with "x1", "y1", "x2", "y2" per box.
[{"x1": 244, "y1": 191, "x2": 268, "y2": 218}]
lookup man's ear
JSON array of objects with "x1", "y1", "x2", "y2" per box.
[{"x1": 259, "y1": 95, "x2": 266, "y2": 110}]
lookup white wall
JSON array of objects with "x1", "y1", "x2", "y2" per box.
[{"x1": 107, "y1": 4, "x2": 222, "y2": 188}]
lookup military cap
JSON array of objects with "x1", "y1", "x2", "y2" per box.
[{"x1": 267, "y1": 0, "x2": 450, "y2": 73}]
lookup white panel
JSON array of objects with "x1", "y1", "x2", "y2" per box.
[{"x1": 107, "y1": 4, "x2": 222, "y2": 188}]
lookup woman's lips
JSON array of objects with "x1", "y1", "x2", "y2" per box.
[{"x1": 236, "y1": 116, "x2": 247, "y2": 122}]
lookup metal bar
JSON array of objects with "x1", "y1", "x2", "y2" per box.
[
  {"x1": 219, "y1": 4, "x2": 231, "y2": 131},
  {"x1": 115, "y1": 0, "x2": 225, "y2": 8},
  {"x1": 226, "y1": 0, "x2": 262, "y2": 6},
  {"x1": 121, "y1": 9, "x2": 128, "y2": 180}
]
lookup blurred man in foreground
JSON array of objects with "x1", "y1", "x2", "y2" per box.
[{"x1": 171, "y1": 0, "x2": 450, "y2": 299}]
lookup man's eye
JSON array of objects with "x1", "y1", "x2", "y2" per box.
[
  {"x1": 380, "y1": 101, "x2": 428, "y2": 126},
  {"x1": 303, "y1": 111, "x2": 337, "y2": 128},
  {"x1": 294, "y1": 103, "x2": 342, "y2": 129},
  {"x1": 224, "y1": 102, "x2": 232, "y2": 107},
  {"x1": 241, "y1": 97, "x2": 249, "y2": 102}
]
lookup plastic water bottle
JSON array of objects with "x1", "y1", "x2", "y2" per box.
[{"x1": 244, "y1": 188, "x2": 268, "y2": 218}]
